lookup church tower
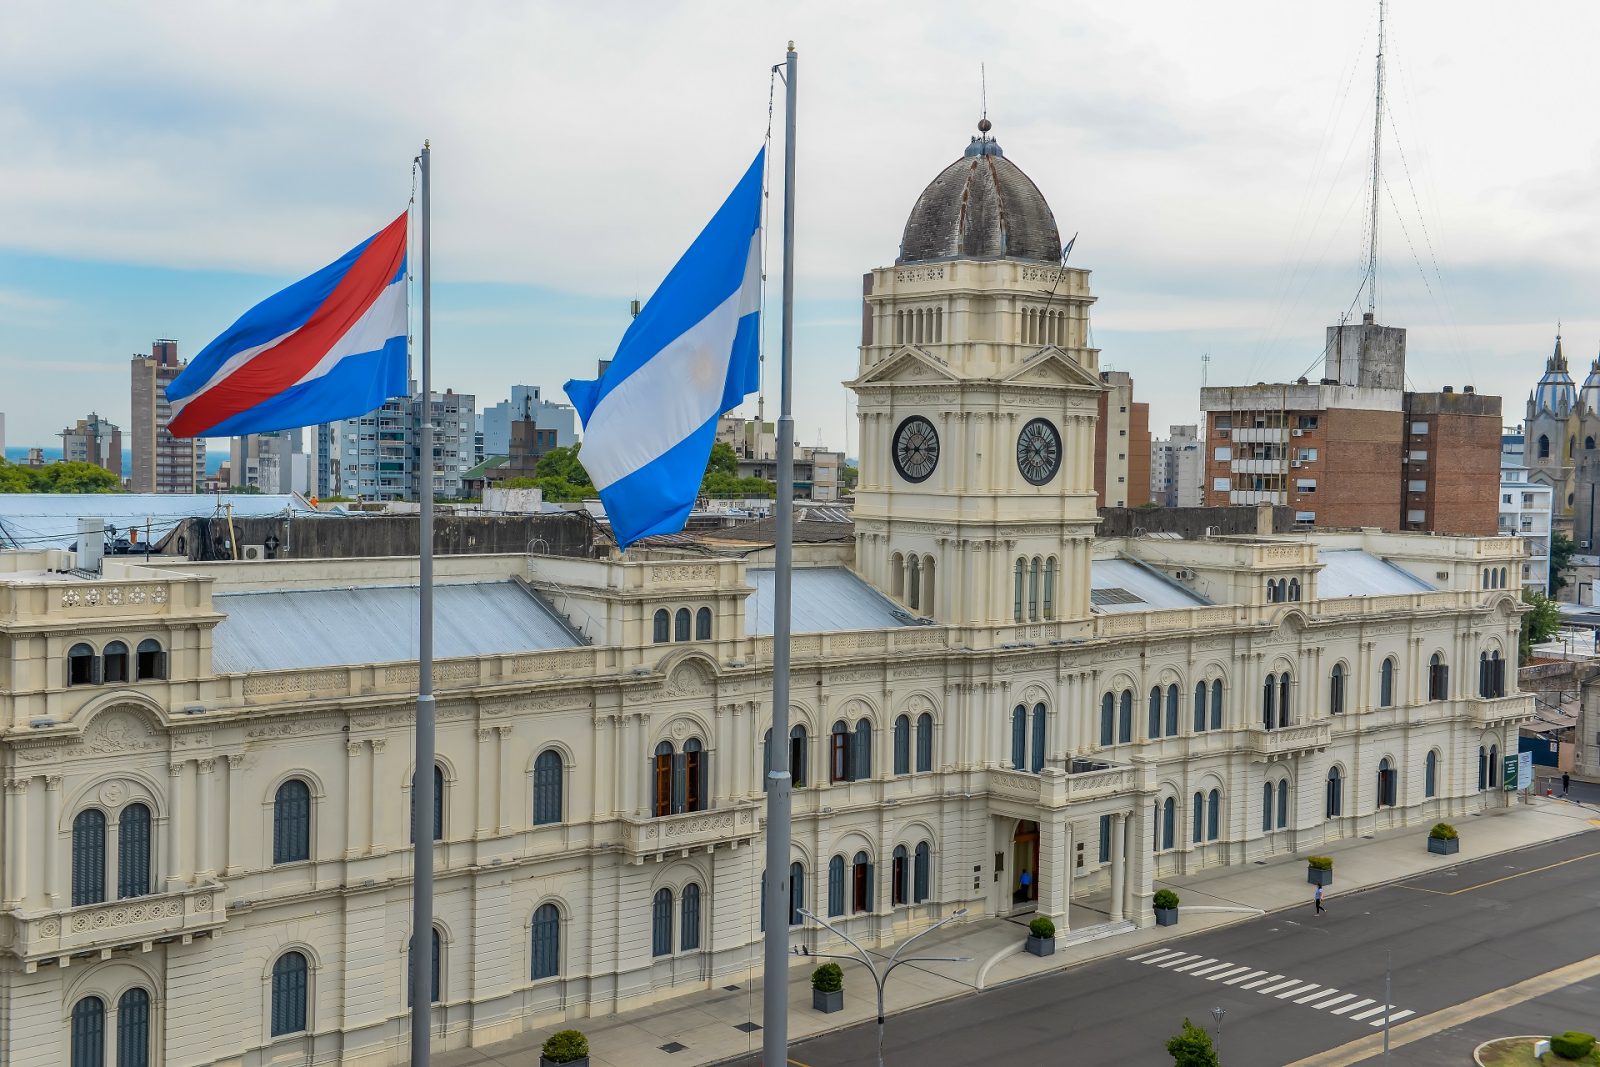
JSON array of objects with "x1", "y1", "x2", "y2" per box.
[
  {"x1": 1526, "y1": 334, "x2": 1577, "y2": 525},
  {"x1": 849, "y1": 121, "x2": 1103, "y2": 643}
]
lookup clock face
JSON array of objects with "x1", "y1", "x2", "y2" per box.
[
  {"x1": 1016, "y1": 418, "x2": 1063, "y2": 485},
  {"x1": 892, "y1": 415, "x2": 940, "y2": 483}
]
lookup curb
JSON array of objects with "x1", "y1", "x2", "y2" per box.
[{"x1": 1472, "y1": 1035, "x2": 1547, "y2": 1066}]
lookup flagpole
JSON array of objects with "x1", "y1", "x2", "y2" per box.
[
  {"x1": 410, "y1": 139, "x2": 436, "y2": 1067},
  {"x1": 762, "y1": 41, "x2": 797, "y2": 1067}
]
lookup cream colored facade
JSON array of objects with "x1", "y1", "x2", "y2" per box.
[{"x1": 0, "y1": 131, "x2": 1533, "y2": 1067}]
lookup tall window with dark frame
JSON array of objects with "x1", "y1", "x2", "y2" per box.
[
  {"x1": 1118, "y1": 689, "x2": 1133, "y2": 743},
  {"x1": 530, "y1": 903, "x2": 561, "y2": 979},
  {"x1": 695, "y1": 607, "x2": 712, "y2": 640},
  {"x1": 651, "y1": 888, "x2": 673, "y2": 956},
  {"x1": 892, "y1": 845, "x2": 909, "y2": 906},
  {"x1": 1191, "y1": 792, "x2": 1204, "y2": 844},
  {"x1": 1098, "y1": 813, "x2": 1112, "y2": 863},
  {"x1": 273, "y1": 779, "x2": 312, "y2": 864},
  {"x1": 1211, "y1": 678, "x2": 1223, "y2": 730},
  {"x1": 789, "y1": 860, "x2": 804, "y2": 926},
  {"x1": 1425, "y1": 750, "x2": 1438, "y2": 798},
  {"x1": 913, "y1": 841, "x2": 930, "y2": 902},
  {"x1": 827, "y1": 855, "x2": 845, "y2": 916},
  {"x1": 674, "y1": 608, "x2": 691, "y2": 641},
  {"x1": 915, "y1": 713, "x2": 933, "y2": 772},
  {"x1": 851, "y1": 851, "x2": 873, "y2": 913},
  {"x1": 71, "y1": 996, "x2": 105, "y2": 1067},
  {"x1": 409, "y1": 763, "x2": 445, "y2": 843},
  {"x1": 117, "y1": 802, "x2": 151, "y2": 899},
  {"x1": 135, "y1": 639, "x2": 165, "y2": 681},
  {"x1": 653, "y1": 739, "x2": 708, "y2": 817},
  {"x1": 894, "y1": 715, "x2": 911, "y2": 775},
  {"x1": 533, "y1": 749, "x2": 563, "y2": 825},
  {"x1": 1031, "y1": 703, "x2": 1047, "y2": 773},
  {"x1": 1326, "y1": 767, "x2": 1343, "y2": 817},
  {"x1": 1206, "y1": 788, "x2": 1220, "y2": 840},
  {"x1": 102, "y1": 641, "x2": 129, "y2": 684},
  {"x1": 407, "y1": 927, "x2": 442, "y2": 1005},
  {"x1": 830, "y1": 721, "x2": 850, "y2": 782},
  {"x1": 1011, "y1": 705, "x2": 1027, "y2": 769},
  {"x1": 1262, "y1": 673, "x2": 1277, "y2": 730},
  {"x1": 68, "y1": 642, "x2": 99, "y2": 686},
  {"x1": 117, "y1": 987, "x2": 151, "y2": 1067},
  {"x1": 72, "y1": 808, "x2": 106, "y2": 906},
  {"x1": 1100, "y1": 693, "x2": 1114, "y2": 746},
  {"x1": 681, "y1": 883, "x2": 701, "y2": 950},
  {"x1": 270, "y1": 951, "x2": 309, "y2": 1036},
  {"x1": 1428, "y1": 653, "x2": 1449, "y2": 701},
  {"x1": 1279, "y1": 674, "x2": 1291, "y2": 725},
  {"x1": 1165, "y1": 685, "x2": 1179, "y2": 737},
  {"x1": 1147, "y1": 687, "x2": 1162, "y2": 739},
  {"x1": 1329, "y1": 663, "x2": 1346, "y2": 714},
  {"x1": 1262, "y1": 781, "x2": 1274, "y2": 832},
  {"x1": 1377, "y1": 757, "x2": 1398, "y2": 807},
  {"x1": 652, "y1": 609, "x2": 670, "y2": 643},
  {"x1": 790, "y1": 724, "x2": 808, "y2": 787},
  {"x1": 1380, "y1": 657, "x2": 1396, "y2": 707},
  {"x1": 1276, "y1": 779, "x2": 1288, "y2": 829},
  {"x1": 1161, "y1": 796, "x2": 1175, "y2": 850},
  {"x1": 1490, "y1": 744, "x2": 1500, "y2": 787},
  {"x1": 1478, "y1": 745, "x2": 1489, "y2": 791},
  {"x1": 851, "y1": 719, "x2": 872, "y2": 780}
]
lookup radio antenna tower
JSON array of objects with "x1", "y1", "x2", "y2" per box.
[{"x1": 1364, "y1": 0, "x2": 1386, "y2": 317}]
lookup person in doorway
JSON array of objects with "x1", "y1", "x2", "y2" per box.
[
  {"x1": 1562, "y1": 772, "x2": 1571, "y2": 797},
  {"x1": 1018, "y1": 869, "x2": 1032, "y2": 903},
  {"x1": 1314, "y1": 883, "x2": 1326, "y2": 914}
]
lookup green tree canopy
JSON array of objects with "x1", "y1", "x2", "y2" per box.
[
  {"x1": 0, "y1": 459, "x2": 120, "y2": 494},
  {"x1": 1520, "y1": 587, "x2": 1563, "y2": 662},
  {"x1": 1166, "y1": 1018, "x2": 1221, "y2": 1067},
  {"x1": 1549, "y1": 530, "x2": 1575, "y2": 595}
]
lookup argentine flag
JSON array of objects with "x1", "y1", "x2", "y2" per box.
[{"x1": 565, "y1": 150, "x2": 764, "y2": 548}]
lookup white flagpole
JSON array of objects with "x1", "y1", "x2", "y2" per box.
[
  {"x1": 762, "y1": 42, "x2": 797, "y2": 1067},
  {"x1": 410, "y1": 139, "x2": 437, "y2": 1066}
]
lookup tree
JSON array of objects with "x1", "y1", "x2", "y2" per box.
[
  {"x1": 1166, "y1": 1017, "x2": 1221, "y2": 1067},
  {"x1": 841, "y1": 462, "x2": 859, "y2": 493},
  {"x1": 0, "y1": 459, "x2": 120, "y2": 494},
  {"x1": 1549, "y1": 530, "x2": 1575, "y2": 595},
  {"x1": 0, "y1": 459, "x2": 36, "y2": 493},
  {"x1": 1520, "y1": 587, "x2": 1563, "y2": 662}
]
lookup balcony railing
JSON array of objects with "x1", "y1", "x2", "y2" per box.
[
  {"x1": 617, "y1": 801, "x2": 761, "y2": 860},
  {"x1": 2, "y1": 885, "x2": 227, "y2": 966},
  {"x1": 1245, "y1": 721, "x2": 1331, "y2": 761}
]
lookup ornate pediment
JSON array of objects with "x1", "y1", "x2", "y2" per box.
[
  {"x1": 998, "y1": 347, "x2": 1105, "y2": 390},
  {"x1": 849, "y1": 346, "x2": 960, "y2": 388}
]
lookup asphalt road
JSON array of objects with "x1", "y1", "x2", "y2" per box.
[{"x1": 734, "y1": 829, "x2": 1600, "y2": 1067}]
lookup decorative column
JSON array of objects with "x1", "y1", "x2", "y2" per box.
[
  {"x1": 495, "y1": 725, "x2": 512, "y2": 833},
  {"x1": 195, "y1": 759, "x2": 215, "y2": 879},
  {"x1": 623, "y1": 713, "x2": 645, "y2": 818},
  {"x1": 474, "y1": 729, "x2": 496, "y2": 840},
  {"x1": 1108, "y1": 811, "x2": 1125, "y2": 923},
  {"x1": 346, "y1": 741, "x2": 366, "y2": 858},
  {"x1": 1039, "y1": 811, "x2": 1070, "y2": 927},
  {"x1": 224, "y1": 754, "x2": 245, "y2": 876},
  {"x1": 43, "y1": 776, "x2": 60, "y2": 906},
  {"x1": 5, "y1": 777, "x2": 30, "y2": 906},
  {"x1": 167, "y1": 761, "x2": 187, "y2": 891},
  {"x1": 713, "y1": 702, "x2": 728, "y2": 804},
  {"x1": 368, "y1": 739, "x2": 387, "y2": 855}
]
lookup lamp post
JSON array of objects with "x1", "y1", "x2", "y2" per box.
[
  {"x1": 1210, "y1": 1006, "x2": 1225, "y2": 1057},
  {"x1": 794, "y1": 907, "x2": 971, "y2": 1067}
]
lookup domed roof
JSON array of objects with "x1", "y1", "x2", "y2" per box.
[
  {"x1": 898, "y1": 121, "x2": 1063, "y2": 266},
  {"x1": 1531, "y1": 334, "x2": 1576, "y2": 419},
  {"x1": 1581, "y1": 353, "x2": 1600, "y2": 414}
]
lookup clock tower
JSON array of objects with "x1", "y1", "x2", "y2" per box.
[{"x1": 849, "y1": 121, "x2": 1103, "y2": 641}]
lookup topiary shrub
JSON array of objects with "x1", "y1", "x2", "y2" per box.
[
  {"x1": 1550, "y1": 1031, "x2": 1597, "y2": 1060},
  {"x1": 810, "y1": 962, "x2": 843, "y2": 994},
  {"x1": 1153, "y1": 889, "x2": 1180, "y2": 910},
  {"x1": 541, "y1": 1030, "x2": 589, "y2": 1064},
  {"x1": 1428, "y1": 823, "x2": 1458, "y2": 841},
  {"x1": 1028, "y1": 916, "x2": 1056, "y2": 939},
  {"x1": 1166, "y1": 1017, "x2": 1221, "y2": 1067},
  {"x1": 1308, "y1": 855, "x2": 1333, "y2": 871}
]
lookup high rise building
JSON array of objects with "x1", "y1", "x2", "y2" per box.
[
  {"x1": 481, "y1": 386, "x2": 578, "y2": 457},
  {"x1": 1093, "y1": 371, "x2": 1151, "y2": 508},
  {"x1": 336, "y1": 386, "x2": 475, "y2": 501},
  {"x1": 229, "y1": 430, "x2": 303, "y2": 495},
  {"x1": 129, "y1": 339, "x2": 204, "y2": 494},
  {"x1": 1150, "y1": 424, "x2": 1202, "y2": 507},
  {"x1": 59, "y1": 413, "x2": 123, "y2": 479}
]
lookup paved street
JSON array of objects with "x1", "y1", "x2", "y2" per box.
[{"x1": 733, "y1": 831, "x2": 1600, "y2": 1067}]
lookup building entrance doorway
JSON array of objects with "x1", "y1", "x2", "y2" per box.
[{"x1": 1012, "y1": 820, "x2": 1039, "y2": 906}]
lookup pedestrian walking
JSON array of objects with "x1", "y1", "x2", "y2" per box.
[
  {"x1": 1314, "y1": 884, "x2": 1325, "y2": 914},
  {"x1": 1562, "y1": 772, "x2": 1570, "y2": 797}
]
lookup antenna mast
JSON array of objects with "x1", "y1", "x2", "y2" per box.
[{"x1": 1365, "y1": 0, "x2": 1386, "y2": 317}]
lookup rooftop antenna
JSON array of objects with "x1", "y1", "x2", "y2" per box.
[
  {"x1": 1201, "y1": 352, "x2": 1211, "y2": 389},
  {"x1": 1364, "y1": 0, "x2": 1386, "y2": 318},
  {"x1": 981, "y1": 62, "x2": 987, "y2": 124}
]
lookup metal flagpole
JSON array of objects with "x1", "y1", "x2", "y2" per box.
[
  {"x1": 761, "y1": 41, "x2": 797, "y2": 1067},
  {"x1": 410, "y1": 139, "x2": 437, "y2": 1067}
]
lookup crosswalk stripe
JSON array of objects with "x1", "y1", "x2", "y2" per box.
[
  {"x1": 1207, "y1": 966, "x2": 1251, "y2": 981},
  {"x1": 1240, "y1": 973, "x2": 1282, "y2": 990},
  {"x1": 1348, "y1": 1004, "x2": 1391, "y2": 1022},
  {"x1": 1127, "y1": 949, "x2": 1173, "y2": 962},
  {"x1": 1374, "y1": 1009, "x2": 1415, "y2": 1026},
  {"x1": 1279, "y1": 983, "x2": 1323, "y2": 1000},
  {"x1": 1316, "y1": 993, "x2": 1356, "y2": 1010},
  {"x1": 1173, "y1": 958, "x2": 1218, "y2": 973},
  {"x1": 1258, "y1": 978, "x2": 1302, "y2": 994},
  {"x1": 1295, "y1": 986, "x2": 1339, "y2": 1004},
  {"x1": 1136, "y1": 950, "x2": 1185, "y2": 966},
  {"x1": 1189, "y1": 963, "x2": 1235, "y2": 978},
  {"x1": 1301, "y1": 989, "x2": 1348, "y2": 1007},
  {"x1": 1330, "y1": 998, "x2": 1374, "y2": 1016},
  {"x1": 1158, "y1": 954, "x2": 1202, "y2": 968},
  {"x1": 1224, "y1": 969, "x2": 1267, "y2": 986}
]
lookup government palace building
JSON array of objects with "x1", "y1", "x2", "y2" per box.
[{"x1": 0, "y1": 123, "x2": 1530, "y2": 1065}]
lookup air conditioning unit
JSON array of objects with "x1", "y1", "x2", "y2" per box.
[
  {"x1": 241, "y1": 545, "x2": 267, "y2": 561},
  {"x1": 1174, "y1": 569, "x2": 1195, "y2": 580},
  {"x1": 1291, "y1": 461, "x2": 1303, "y2": 468},
  {"x1": 1292, "y1": 429, "x2": 1304, "y2": 437},
  {"x1": 1583, "y1": 541, "x2": 1592, "y2": 550}
]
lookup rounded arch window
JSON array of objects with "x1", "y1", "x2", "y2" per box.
[
  {"x1": 68, "y1": 642, "x2": 99, "y2": 686},
  {"x1": 673, "y1": 608, "x2": 691, "y2": 642},
  {"x1": 135, "y1": 639, "x2": 165, "y2": 681},
  {"x1": 102, "y1": 641, "x2": 129, "y2": 684},
  {"x1": 694, "y1": 607, "x2": 712, "y2": 640},
  {"x1": 652, "y1": 609, "x2": 670, "y2": 643}
]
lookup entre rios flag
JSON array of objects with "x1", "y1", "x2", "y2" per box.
[
  {"x1": 166, "y1": 212, "x2": 409, "y2": 437},
  {"x1": 565, "y1": 150, "x2": 764, "y2": 547}
]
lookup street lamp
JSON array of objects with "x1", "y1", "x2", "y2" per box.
[
  {"x1": 1210, "y1": 1006, "x2": 1225, "y2": 1056},
  {"x1": 793, "y1": 907, "x2": 971, "y2": 1067}
]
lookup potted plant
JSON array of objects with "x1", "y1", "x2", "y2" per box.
[
  {"x1": 811, "y1": 962, "x2": 844, "y2": 1013},
  {"x1": 1153, "y1": 888, "x2": 1180, "y2": 926},
  {"x1": 540, "y1": 1029, "x2": 589, "y2": 1067},
  {"x1": 1427, "y1": 822, "x2": 1459, "y2": 856},
  {"x1": 1025, "y1": 915, "x2": 1056, "y2": 956},
  {"x1": 1306, "y1": 856, "x2": 1333, "y2": 886},
  {"x1": 1550, "y1": 1031, "x2": 1596, "y2": 1061}
]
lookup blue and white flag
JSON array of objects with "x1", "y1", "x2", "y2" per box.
[{"x1": 565, "y1": 149, "x2": 764, "y2": 548}]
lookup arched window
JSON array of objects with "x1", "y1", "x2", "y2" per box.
[
  {"x1": 1043, "y1": 557, "x2": 1056, "y2": 619},
  {"x1": 1482, "y1": 567, "x2": 1490, "y2": 588},
  {"x1": 530, "y1": 903, "x2": 561, "y2": 979},
  {"x1": 1499, "y1": 566, "x2": 1508, "y2": 589},
  {"x1": 1330, "y1": 663, "x2": 1346, "y2": 715},
  {"x1": 1148, "y1": 687, "x2": 1162, "y2": 739},
  {"x1": 890, "y1": 552, "x2": 905, "y2": 599},
  {"x1": 1031, "y1": 703, "x2": 1047, "y2": 773},
  {"x1": 1194, "y1": 682, "x2": 1208, "y2": 733},
  {"x1": 1289, "y1": 578, "x2": 1301, "y2": 601},
  {"x1": 1280, "y1": 674, "x2": 1292, "y2": 725},
  {"x1": 830, "y1": 721, "x2": 849, "y2": 782},
  {"x1": 695, "y1": 607, "x2": 712, "y2": 640},
  {"x1": 790, "y1": 860, "x2": 805, "y2": 926},
  {"x1": 827, "y1": 855, "x2": 846, "y2": 916},
  {"x1": 118, "y1": 802, "x2": 151, "y2": 899},
  {"x1": 674, "y1": 608, "x2": 690, "y2": 642},
  {"x1": 1489, "y1": 744, "x2": 1500, "y2": 787},
  {"x1": 915, "y1": 713, "x2": 933, "y2": 772},
  {"x1": 653, "y1": 738, "x2": 706, "y2": 816},
  {"x1": 1479, "y1": 651, "x2": 1490, "y2": 698},
  {"x1": 1587, "y1": 436, "x2": 1594, "y2": 451},
  {"x1": 1207, "y1": 789, "x2": 1221, "y2": 840},
  {"x1": 1429, "y1": 653, "x2": 1448, "y2": 701},
  {"x1": 1165, "y1": 685, "x2": 1179, "y2": 737},
  {"x1": 1211, "y1": 678, "x2": 1224, "y2": 730},
  {"x1": 652, "y1": 609, "x2": 670, "y2": 643},
  {"x1": 117, "y1": 988, "x2": 150, "y2": 1067},
  {"x1": 68, "y1": 642, "x2": 99, "y2": 686},
  {"x1": 1191, "y1": 792, "x2": 1204, "y2": 844},
  {"x1": 1100, "y1": 693, "x2": 1115, "y2": 746},
  {"x1": 273, "y1": 779, "x2": 311, "y2": 864},
  {"x1": 270, "y1": 951, "x2": 309, "y2": 1036},
  {"x1": 1027, "y1": 557, "x2": 1040, "y2": 620},
  {"x1": 681, "y1": 883, "x2": 702, "y2": 950},
  {"x1": 1262, "y1": 674, "x2": 1277, "y2": 730},
  {"x1": 410, "y1": 763, "x2": 445, "y2": 843},
  {"x1": 71, "y1": 996, "x2": 105, "y2": 1067},
  {"x1": 1262, "y1": 782, "x2": 1274, "y2": 832},
  {"x1": 135, "y1": 639, "x2": 165, "y2": 681},
  {"x1": 1378, "y1": 757, "x2": 1397, "y2": 807},
  {"x1": 407, "y1": 927, "x2": 442, "y2": 1005},
  {"x1": 684, "y1": 738, "x2": 705, "y2": 812},
  {"x1": 651, "y1": 888, "x2": 673, "y2": 957},
  {"x1": 894, "y1": 715, "x2": 912, "y2": 775},
  {"x1": 1161, "y1": 796, "x2": 1175, "y2": 850},
  {"x1": 1013, "y1": 559, "x2": 1025, "y2": 622},
  {"x1": 72, "y1": 809, "x2": 106, "y2": 906},
  {"x1": 533, "y1": 750, "x2": 563, "y2": 825},
  {"x1": 1326, "y1": 767, "x2": 1343, "y2": 818},
  {"x1": 1266, "y1": 579, "x2": 1278, "y2": 604},
  {"x1": 1425, "y1": 750, "x2": 1438, "y2": 798},
  {"x1": 851, "y1": 851, "x2": 873, "y2": 913},
  {"x1": 907, "y1": 555, "x2": 922, "y2": 611},
  {"x1": 654, "y1": 740, "x2": 674, "y2": 816},
  {"x1": 1538, "y1": 434, "x2": 1550, "y2": 458},
  {"x1": 853, "y1": 718, "x2": 873, "y2": 780},
  {"x1": 892, "y1": 844, "x2": 910, "y2": 906},
  {"x1": 922, "y1": 555, "x2": 935, "y2": 613},
  {"x1": 1118, "y1": 689, "x2": 1133, "y2": 744},
  {"x1": 1491, "y1": 649, "x2": 1505, "y2": 698},
  {"x1": 1276, "y1": 779, "x2": 1289, "y2": 829},
  {"x1": 102, "y1": 641, "x2": 129, "y2": 684},
  {"x1": 791, "y1": 724, "x2": 809, "y2": 788},
  {"x1": 1478, "y1": 745, "x2": 1488, "y2": 791},
  {"x1": 914, "y1": 841, "x2": 931, "y2": 902},
  {"x1": 1380, "y1": 657, "x2": 1396, "y2": 708}
]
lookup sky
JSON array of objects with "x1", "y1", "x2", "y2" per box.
[{"x1": 3, "y1": 1, "x2": 1600, "y2": 455}]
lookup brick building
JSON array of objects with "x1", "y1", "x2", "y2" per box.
[
  {"x1": 58, "y1": 412, "x2": 122, "y2": 479},
  {"x1": 129, "y1": 339, "x2": 204, "y2": 494}
]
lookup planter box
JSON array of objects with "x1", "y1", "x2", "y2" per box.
[
  {"x1": 1307, "y1": 867, "x2": 1333, "y2": 887},
  {"x1": 1427, "y1": 836, "x2": 1459, "y2": 855},
  {"x1": 541, "y1": 1059, "x2": 588, "y2": 1067},
  {"x1": 812, "y1": 988, "x2": 843, "y2": 1014},
  {"x1": 1154, "y1": 907, "x2": 1178, "y2": 927},
  {"x1": 1025, "y1": 934, "x2": 1056, "y2": 957}
]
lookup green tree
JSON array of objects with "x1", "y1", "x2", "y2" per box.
[
  {"x1": 535, "y1": 445, "x2": 594, "y2": 490},
  {"x1": 228, "y1": 484, "x2": 264, "y2": 495},
  {"x1": 1166, "y1": 1017, "x2": 1221, "y2": 1067},
  {"x1": 0, "y1": 459, "x2": 120, "y2": 494},
  {"x1": 0, "y1": 459, "x2": 38, "y2": 493},
  {"x1": 1549, "y1": 530, "x2": 1575, "y2": 595},
  {"x1": 1520, "y1": 588, "x2": 1563, "y2": 662},
  {"x1": 842, "y1": 462, "x2": 859, "y2": 493}
]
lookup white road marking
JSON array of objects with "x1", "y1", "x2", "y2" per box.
[
  {"x1": 1330, "y1": 998, "x2": 1375, "y2": 1016},
  {"x1": 1131, "y1": 952, "x2": 1414, "y2": 1026},
  {"x1": 1173, "y1": 957, "x2": 1218, "y2": 973},
  {"x1": 1348, "y1": 1004, "x2": 1391, "y2": 1022},
  {"x1": 1374, "y1": 1009, "x2": 1415, "y2": 1026},
  {"x1": 1240, "y1": 973, "x2": 1283, "y2": 989},
  {"x1": 1315, "y1": 993, "x2": 1357, "y2": 1010},
  {"x1": 1258, "y1": 978, "x2": 1303, "y2": 994},
  {"x1": 1206, "y1": 966, "x2": 1251, "y2": 981},
  {"x1": 1189, "y1": 963, "x2": 1236, "y2": 978},
  {"x1": 1224, "y1": 969, "x2": 1267, "y2": 985},
  {"x1": 1158, "y1": 954, "x2": 1202, "y2": 968},
  {"x1": 1302, "y1": 989, "x2": 1350, "y2": 1007},
  {"x1": 1126, "y1": 949, "x2": 1172, "y2": 962},
  {"x1": 1279, "y1": 983, "x2": 1323, "y2": 1000}
]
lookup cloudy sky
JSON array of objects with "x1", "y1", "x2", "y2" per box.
[{"x1": 4, "y1": 1, "x2": 1599, "y2": 455}]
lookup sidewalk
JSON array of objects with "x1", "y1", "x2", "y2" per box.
[{"x1": 436, "y1": 797, "x2": 1598, "y2": 1067}]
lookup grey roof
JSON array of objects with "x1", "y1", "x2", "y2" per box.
[
  {"x1": 1090, "y1": 558, "x2": 1212, "y2": 614},
  {"x1": 898, "y1": 126, "x2": 1062, "y2": 266},
  {"x1": 1316, "y1": 549, "x2": 1434, "y2": 598},
  {"x1": 0, "y1": 493, "x2": 316, "y2": 551},
  {"x1": 745, "y1": 567, "x2": 913, "y2": 635},
  {"x1": 211, "y1": 581, "x2": 582, "y2": 672}
]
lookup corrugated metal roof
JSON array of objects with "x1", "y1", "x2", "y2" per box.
[
  {"x1": 1316, "y1": 549, "x2": 1433, "y2": 598},
  {"x1": 211, "y1": 581, "x2": 582, "y2": 672},
  {"x1": 745, "y1": 567, "x2": 913, "y2": 635},
  {"x1": 0, "y1": 493, "x2": 317, "y2": 551},
  {"x1": 1090, "y1": 558, "x2": 1211, "y2": 614}
]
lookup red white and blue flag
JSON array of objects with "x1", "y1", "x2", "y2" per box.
[{"x1": 166, "y1": 212, "x2": 410, "y2": 438}]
